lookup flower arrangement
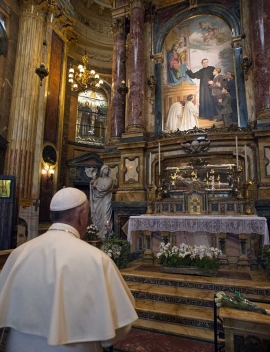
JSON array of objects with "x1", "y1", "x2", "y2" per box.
[
  {"x1": 157, "y1": 242, "x2": 222, "y2": 270},
  {"x1": 215, "y1": 291, "x2": 270, "y2": 315},
  {"x1": 101, "y1": 238, "x2": 131, "y2": 269},
  {"x1": 86, "y1": 224, "x2": 99, "y2": 241}
]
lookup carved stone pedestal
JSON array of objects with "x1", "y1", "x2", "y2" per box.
[
  {"x1": 237, "y1": 233, "x2": 250, "y2": 271},
  {"x1": 237, "y1": 256, "x2": 251, "y2": 271},
  {"x1": 143, "y1": 230, "x2": 154, "y2": 264},
  {"x1": 142, "y1": 249, "x2": 155, "y2": 264},
  {"x1": 218, "y1": 255, "x2": 229, "y2": 270}
]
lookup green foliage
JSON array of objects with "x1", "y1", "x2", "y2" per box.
[
  {"x1": 101, "y1": 238, "x2": 130, "y2": 269},
  {"x1": 218, "y1": 48, "x2": 234, "y2": 73},
  {"x1": 159, "y1": 254, "x2": 219, "y2": 270}
]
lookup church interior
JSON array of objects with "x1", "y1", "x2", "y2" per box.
[{"x1": 1, "y1": 0, "x2": 270, "y2": 350}]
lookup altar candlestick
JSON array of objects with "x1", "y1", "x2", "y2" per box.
[
  {"x1": 235, "y1": 136, "x2": 239, "y2": 168},
  {"x1": 149, "y1": 152, "x2": 152, "y2": 184},
  {"x1": 158, "y1": 143, "x2": 161, "y2": 174},
  {"x1": 244, "y1": 145, "x2": 248, "y2": 181}
]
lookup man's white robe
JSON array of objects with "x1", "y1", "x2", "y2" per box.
[{"x1": 0, "y1": 223, "x2": 138, "y2": 351}]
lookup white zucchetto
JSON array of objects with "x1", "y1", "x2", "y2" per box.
[{"x1": 50, "y1": 187, "x2": 87, "y2": 211}]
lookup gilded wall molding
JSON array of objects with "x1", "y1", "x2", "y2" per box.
[
  {"x1": 231, "y1": 35, "x2": 242, "y2": 49},
  {"x1": 76, "y1": 48, "x2": 113, "y2": 63}
]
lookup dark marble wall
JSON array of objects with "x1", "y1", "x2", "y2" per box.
[
  {"x1": 112, "y1": 201, "x2": 147, "y2": 238},
  {"x1": 40, "y1": 31, "x2": 64, "y2": 221},
  {"x1": 43, "y1": 32, "x2": 64, "y2": 144},
  {"x1": 0, "y1": 4, "x2": 20, "y2": 141},
  {"x1": 249, "y1": 0, "x2": 270, "y2": 119}
]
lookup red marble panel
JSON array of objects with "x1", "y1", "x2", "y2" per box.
[
  {"x1": 127, "y1": 4, "x2": 145, "y2": 127},
  {"x1": 44, "y1": 32, "x2": 64, "y2": 144},
  {"x1": 250, "y1": 0, "x2": 270, "y2": 115},
  {"x1": 68, "y1": 95, "x2": 79, "y2": 141},
  {"x1": 111, "y1": 30, "x2": 126, "y2": 137}
]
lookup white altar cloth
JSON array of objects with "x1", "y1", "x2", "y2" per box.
[{"x1": 127, "y1": 215, "x2": 269, "y2": 245}]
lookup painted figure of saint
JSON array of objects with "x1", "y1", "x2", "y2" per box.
[{"x1": 186, "y1": 58, "x2": 217, "y2": 119}]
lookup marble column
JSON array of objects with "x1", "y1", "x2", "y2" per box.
[
  {"x1": 111, "y1": 17, "x2": 127, "y2": 139},
  {"x1": 249, "y1": 0, "x2": 270, "y2": 120},
  {"x1": 154, "y1": 53, "x2": 164, "y2": 135},
  {"x1": 4, "y1": 2, "x2": 44, "y2": 199},
  {"x1": 126, "y1": 0, "x2": 145, "y2": 133}
]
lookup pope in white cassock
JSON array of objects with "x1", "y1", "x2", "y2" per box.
[{"x1": 0, "y1": 187, "x2": 138, "y2": 352}]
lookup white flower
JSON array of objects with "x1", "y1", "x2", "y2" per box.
[{"x1": 156, "y1": 242, "x2": 220, "y2": 268}]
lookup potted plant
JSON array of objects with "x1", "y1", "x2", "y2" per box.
[
  {"x1": 101, "y1": 238, "x2": 130, "y2": 269},
  {"x1": 85, "y1": 224, "x2": 101, "y2": 248},
  {"x1": 157, "y1": 242, "x2": 222, "y2": 276}
]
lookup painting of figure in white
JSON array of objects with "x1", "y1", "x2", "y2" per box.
[
  {"x1": 163, "y1": 15, "x2": 235, "y2": 131},
  {"x1": 164, "y1": 102, "x2": 183, "y2": 131},
  {"x1": 180, "y1": 94, "x2": 199, "y2": 131}
]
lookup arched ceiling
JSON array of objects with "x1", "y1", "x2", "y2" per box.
[{"x1": 68, "y1": 0, "x2": 113, "y2": 73}]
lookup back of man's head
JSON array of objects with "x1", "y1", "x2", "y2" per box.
[{"x1": 50, "y1": 187, "x2": 87, "y2": 224}]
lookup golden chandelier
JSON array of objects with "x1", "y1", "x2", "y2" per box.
[{"x1": 68, "y1": 54, "x2": 103, "y2": 91}]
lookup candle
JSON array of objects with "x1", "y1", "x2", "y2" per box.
[
  {"x1": 235, "y1": 136, "x2": 239, "y2": 169},
  {"x1": 244, "y1": 145, "x2": 248, "y2": 181},
  {"x1": 158, "y1": 143, "x2": 161, "y2": 174},
  {"x1": 149, "y1": 152, "x2": 152, "y2": 184}
]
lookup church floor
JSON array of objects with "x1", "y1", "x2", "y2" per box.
[
  {"x1": 117, "y1": 259, "x2": 270, "y2": 351},
  {"x1": 114, "y1": 327, "x2": 215, "y2": 352}
]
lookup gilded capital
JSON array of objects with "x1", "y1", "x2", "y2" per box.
[
  {"x1": 154, "y1": 53, "x2": 164, "y2": 64},
  {"x1": 112, "y1": 17, "x2": 125, "y2": 35},
  {"x1": 129, "y1": 0, "x2": 144, "y2": 9},
  {"x1": 62, "y1": 23, "x2": 77, "y2": 43},
  {"x1": 231, "y1": 35, "x2": 242, "y2": 49}
]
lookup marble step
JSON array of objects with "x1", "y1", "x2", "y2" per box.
[
  {"x1": 133, "y1": 318, "x2": 216, "y2": 343},
  {"x1": 134, "y1": 299, "x2": 270, "y2": 342},
  {"x1": 126, "y1": 280, "x2": 270, "y2": 306},
  {"x1": 135, "y1": 299, "x2": 217, "y2": 331},
  {"x1": 127, "y1": 281, "x2": 214, "y2": 308},
  {"x1": 122, "y1": 270, "x2": 270, "y2": 299}
]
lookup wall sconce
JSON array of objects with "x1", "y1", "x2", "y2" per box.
[
  {"x1": 241, "y1": 56, "x2": 252, "y2": 79},
  {"x1": 42, "y1": 164, "x2": 55, "y2": 181},
  {"x1": 117, "y1": 80, "x2": 129, "y2": 104},
  {"x1": 35, "y1": 63, "x2": 49, "y2": 86}
]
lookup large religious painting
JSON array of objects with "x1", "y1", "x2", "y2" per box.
[{"x1": 163, "y1": 15, "x2": 237, "y2": 132}]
